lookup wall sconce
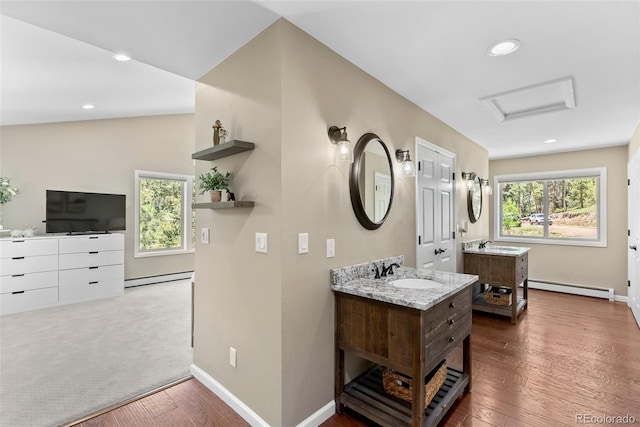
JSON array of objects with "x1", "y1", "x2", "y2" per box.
[
  {"x1": 481, "y1": 178, "x2": 493, "y2": 195},
  {"x1": 395, "y1": 149, "x2": 416, "y2": 176},
  {"x1": 461, "y1": 172, "x2": 476, "y2": 190},
  {"x1": 328, "y1": 126, "x2": 352, "y2": 162}
]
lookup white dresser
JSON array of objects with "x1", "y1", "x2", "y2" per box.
[{"x1": 0, "y1": 233, "x2": 124, "y2": 315}]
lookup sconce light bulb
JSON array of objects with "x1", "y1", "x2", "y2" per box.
[
  {"x1": 402, "y1": 159, "x2": 416, "y2": 176},
  {"x1": 338, "y1": 140, "x2": 351, "y2": 162},
  {"x1": 466, "y1": 180, "x2": 474, "y2": 191}
]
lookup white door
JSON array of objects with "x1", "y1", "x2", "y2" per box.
[
  {"x1": 416, "y1": 140, "x2": 455, "y2": 271},
  {"x1": 628, "y1": 152, "x2": 640, "y2": 328},
  {"x1": 374, "y1": 172, "x2": 392, "y2": 222}
]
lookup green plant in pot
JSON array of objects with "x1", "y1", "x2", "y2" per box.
[{"x1": 198, "y1": 166, "x2": 231, "y2": 202}]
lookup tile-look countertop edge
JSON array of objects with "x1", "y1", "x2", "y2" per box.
[{"x1": 331, "y1": 266, "x2": 478, "y2": 311}]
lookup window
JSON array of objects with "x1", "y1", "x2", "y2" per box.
[
  {"x1": 135, "y1": 171, "x2": 195, "y2": 257},
  {"x1": 494, "y1": 168, "x2": 606, "y2": 247}
]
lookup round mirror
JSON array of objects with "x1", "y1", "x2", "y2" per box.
[
  {"x1": 467, "y1": 174, "x2": 483, "y2": 223},
  {"x1": 349, "y1": 133, "x2": 394, "y2": 230}
]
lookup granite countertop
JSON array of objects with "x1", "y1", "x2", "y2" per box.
[
  {"x1": 463, "y1": 245, "x2": 530, "y2": 257},
  {"x1": 331, "y1": 266, "x2": 478, "y2": 311}
]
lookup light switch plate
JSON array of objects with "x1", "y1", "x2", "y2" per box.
[
  {"x1": 255, "y1": 232, "x2": 268, "y2": 254},
  {"x1": 298, "y1": 233, "x2": 309, "y2": 254},
  {"x1": 326, "y1": 238, "x2": 335, "y2": 258},
  {"x1": 229, "y1": 347, "x2": 237, "y2": 368},
  {"x1": 201, "y1": 228, "x2": 210, "y2": 244}
]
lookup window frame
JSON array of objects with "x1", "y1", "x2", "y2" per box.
[
  {"x1": 493, "y1": 167, "x2": 607, "y2": 247},
  {"x1": 134, "y1": 170, "x2": 195, "y2": 258}
]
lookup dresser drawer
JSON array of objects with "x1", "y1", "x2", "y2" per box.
[
  {"x1": 59, "y1": 264, "x2": 123, "y2": 285},
  {"x1": 59, "y1": 250, "x2": 124, "y2": 270},
  {"x1": 0, "y1": 271, "x2": 58, "y2": 293},
  {"x1": 59, "y1": 234, "x2": 123, "y2": 254},
  {"x1": 59, "y1": 278, "x2": 123, "y2": 304},
  {"x1": 0, "y1": 255, "x2": 58, "y2": 276},
  {"x1": 0, "y1": 286, "x2": 58, "y2": 315},
  {"x1": 0, "y1": 239, "x2": 58, "y2": 259}
]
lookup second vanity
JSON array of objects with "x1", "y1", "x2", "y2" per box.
[
  {"x1": 463, "y1": 244, "x2": 530, "y2": 324},
  {"x1": 331, "y1": 257, "x2": 478, "y2": 427}
]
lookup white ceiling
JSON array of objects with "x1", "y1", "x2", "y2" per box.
[{"x1": 1, "y1": 1, "x2": 639, "y2": 159}]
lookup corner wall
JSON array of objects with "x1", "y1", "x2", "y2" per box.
[
  {"x1": 629, "y1": 122, "x2": 640, "y2": 159},
  {"x1": 490, "y1": 146, "x2": 628, "y2": 296},
  {"x1": 0, "y1": 114, "x2": 195, "y2": 280}
]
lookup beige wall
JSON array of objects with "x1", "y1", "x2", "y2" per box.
[
  {"x1": 629, "y1": 122, "x2": 640, "y2": 159},
  {"x1": 193, "y1": 19, "x2": 488, "y2": 426},
  {"x1": 0, "y1": 114, "x2": 195, "y2": 280},
  {"x1": 490, "y1": 146, "x2": 628, "y2": 296}
]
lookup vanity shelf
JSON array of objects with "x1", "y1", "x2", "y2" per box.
[
  {"x1": 341, "y1": 365, "x2": 469, "y2": 427},
  {"x1": 192, "y1": 140, "x2": 255, "y2": 161},
  {"x1": 192, "y1": 201, "x2": 254, "y2": 209}
]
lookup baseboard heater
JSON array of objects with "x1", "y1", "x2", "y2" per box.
[
  {"x1": 125, "y1": 271, "x2": 194, "y2": 288},
  {"x1": 528, "y1": 280, "x2": 614, "y2": 301}
]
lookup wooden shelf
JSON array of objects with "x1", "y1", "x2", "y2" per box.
[
  {"x1": 192, "y1": 201, "x2": 254, "y2": 209},
  {"x1": 192, "y1": 140, "x2": 255, "y2": 161},
  {"x1": 472, "y1": 293, "x2": 527, "y2": 317},
  {"x1": 341, "y1": 365, "x2": 469, "y2": 427}
]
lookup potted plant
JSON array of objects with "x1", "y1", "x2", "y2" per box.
[
  {"x1": 198, "y1": 166, "x2": 231, "y2": 202},
  {"x1": 0, "y1": 176, "x2": 19, "y2": 231}
]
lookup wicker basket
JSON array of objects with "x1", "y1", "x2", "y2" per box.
[
  {"x1": 382, "y1": 360, "x2": 447, "y2": 407},
  {"x1": 484, "y1": 286, "x2": 512, "y2": 306}
]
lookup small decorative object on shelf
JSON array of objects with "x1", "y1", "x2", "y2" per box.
[
  {"x1": 484, "y1": 286, "x2": 512, "y2": 306},
  {"x1": 382, "y1": 359, "x2": 447, "y2": 407},
  {"x1": 212, "y1": 120, "x2": 226, "y2": 146},
  {"x1": 198, "y1": 166, "x2": 231, "y2": 202},
  {"x1": 226, "y1": 190, "x2": 235, "y2": 202}
]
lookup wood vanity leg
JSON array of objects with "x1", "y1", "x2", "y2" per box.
[
  {"x1": 411, "y1": 315, "x2": 426, "y2": 427},
  {"x1": 463, "y1": 334, "x2": 472, "y2": 392},
  {"x1": 335, "y1": 297, "x2": 344, "y2": 414},
  {"x1": 523, "y1": 278, "x2": 529, "y2": 309},
  {"x1": 511, "y1": 284, "x2": 518, "y2": 324}
]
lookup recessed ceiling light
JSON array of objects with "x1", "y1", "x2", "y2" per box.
[
  {"x1": 82, "y1": 104, "x2": 95, "y2": 110},
  {"x1": 488, "y1": 39, "x2": 521, "y2": 56},
  {"x1": 112, "y1": 53, "x2": 131, "y2": 62},
  {"x1": 544, "y1": 138, "x2": 557, "y2": 144}
]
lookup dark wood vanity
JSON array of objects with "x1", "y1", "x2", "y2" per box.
[{"x1": 334, "y1": 286, "x2": 472, "y2": 427}]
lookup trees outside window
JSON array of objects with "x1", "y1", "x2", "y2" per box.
[
  {"x1": 494, "y1": 168, "x2": 606, "y2": 247},
  {"x1": 135, "y1": 171, "x2": 195, "y2": 257}
]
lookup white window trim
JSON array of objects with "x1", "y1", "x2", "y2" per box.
[
  {"x1": 493, "y1": 167, "x2": 607, "y2": 247},
  {"x1": 134, "y1": 170, "x2": 195, "y2": 258}
]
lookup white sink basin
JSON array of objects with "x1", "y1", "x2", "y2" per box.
[
  {"x1": 389, "y1": 278, "x2": 443, "y2": 289},
  {"x1": 483, "y1": 246, "x2": 520, "y2": 252}
]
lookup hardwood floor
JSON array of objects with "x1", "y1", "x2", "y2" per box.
[{"x1": 76, "y1": 290, "x2": 640, "y2": 427}]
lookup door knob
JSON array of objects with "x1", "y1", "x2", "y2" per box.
[{"x1": 630, "y1": 245, "x2": 638, "y2": 251}]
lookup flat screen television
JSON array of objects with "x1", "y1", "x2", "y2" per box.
[{"x1": 46, "y1": 190, "x2": 126, "y2": 234}]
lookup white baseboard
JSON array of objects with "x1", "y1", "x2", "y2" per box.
[
  {"x1": 295, "y1": 401, "x2": 335, "y2": 427},
  {"x1": 190, "y1": 364, "x2": 270, "y2": 427},
  {"x1": 528, "y1": 280, "x2": 616, "y2": 301},
  {"x1": 617, "y1": 295, "x2": 629, "y2": 303},
  {"x1": 125, "y1": 271, "x2": 193, "y2": 288}
]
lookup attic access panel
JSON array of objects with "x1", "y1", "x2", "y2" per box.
[{"x1": 480, "y1": 76, "x2": 576, "y2": 122}]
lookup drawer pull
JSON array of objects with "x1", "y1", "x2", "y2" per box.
[
  {"x1": 11, "y1": 240, "x2": 25, "y2": 243},
  {"x1": 89, "y1": 251, "x2": 99, "y2": 255},
  {"x1": 89, "y1": 236, "x2": 99, "y2": 239},
  {"x1": 89, "y1": 266, "x2": 99, "y2": 270},
  {"x1": 449, "y1": 301, "x2": 456, "y2": 308},
  {"x1": 12, "y1": 291, "x2": 25, "y2": 295},
  {"x1": 449, "y1": 318, "x2": 455, "y2": 326},
  {"x1": 11, "y1": 274, "x2": 25, "y2": 277},
  {"x1": 12, "y1": 256, "x2": 25, "y2": 260},
  {"x1": 89, "y1": 281, "x2": 99, "y2": 285},
  {"x1": 448, "y1": 336, "x2": 455, "y2": 343}
]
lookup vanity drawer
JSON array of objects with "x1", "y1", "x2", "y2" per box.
[
  {"x1": 424, "y1": 287, "x2": 472, "y2": 333},
  {"x1": 0, "y1": 255, "x2": 58, "y2": 276},
  {"x1": 59, "y1": 234, "x2": 123, "y2": 254},
  {"x1": 0, "y1": 238, "x2": 58, "y2": 259},
  {"x1": 0, "y1": 271, "x2": 58, "y2": 293},
  {"x1": 516, "y1": 255, "x2": 528, "y2": 284},
  {"x1": 0, "y1": 286, "x2": 58, "y2": 315},
  {"x1": 424, "y1": 314, "x2": 471, "y2": 364}
]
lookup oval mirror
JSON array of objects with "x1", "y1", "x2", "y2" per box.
[
  {"x1": 349, "y1": 133, "x2": 394, "y2": 230},
  {"x1": 467, "y1": 174, "x2": 483, "y2": 223}
]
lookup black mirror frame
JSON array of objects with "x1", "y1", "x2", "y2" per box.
[
  {"x1": 349, "y1": 133, "x2": 395, "y2": 230},
  {"x1": 467, "y1": 174, "x2": 483, "y2": 224}
]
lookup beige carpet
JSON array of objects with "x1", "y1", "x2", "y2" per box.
[{"x1": 0, "y1": 279, "x2": 193, "y2": 427}]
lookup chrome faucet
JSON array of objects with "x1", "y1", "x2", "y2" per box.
[{"x1": 478, "y1": 240, "x2": 493, "y2": 249}]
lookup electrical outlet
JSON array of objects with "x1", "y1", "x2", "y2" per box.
[
  {"x1": 229, "y1": 347, "x2": 237, "y2": 368},
  {"x1": 255, "y1": 233, "x2": 268, "y2": 254},
  {"x1": 201, "y1": 228, "x2": 210, "y2": 244},
  {"x1": 326, "y1": 238, "x2": 335, "y2": 258},
  {"x1": 298, "y1": 233, "x2": 309, "y2": 254}
]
